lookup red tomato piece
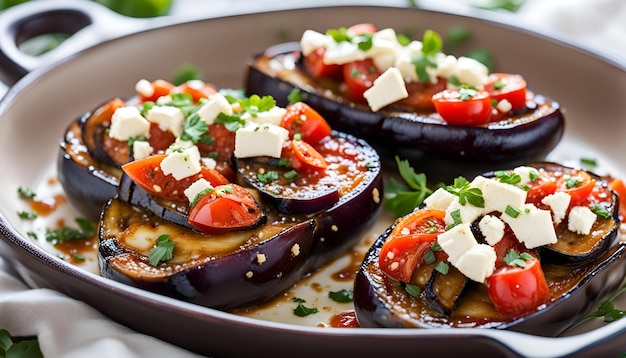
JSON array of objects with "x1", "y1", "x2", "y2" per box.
[
  {"x1": 347, "y1": 23, "x2": 377, "y2": 35},
  {"x1": 174, "y1": 80, "x2": 217, "y2": 103},
  {"x1": 486, "y1": 254, "x2": 550, "y2": 318},
  {"x1": 281, "y1": 102, "x2": 332, "y2": 144},
  {"x1": 121, "y1": 154, "x2": 229, "y2": 201},
  {"x1": 609, "y1": 178, "x2": 626, "y2": 222},
  {"x1": 432, "y1": 88, "x2": 493, "y2": 125},
  {"x1": 343, "y1": 59, "x2": 380, "y2": 103},
  {"x1": 304, "y1": 47, "x2": 343, "y2": 79},
  {"x1": 485, "y1": 73, "x2": 527, "y2": 111},
  {"x1": 188, "y1": 184, "x2": 263, "y2": 234},
  {"x1": 557, "y1": 169, "x2": 595, "y2": 207},
  {"x1": 378, "y1": 209, "x2": 446, "y2": 282},
  {"x1": 290, "y1": 139, "x2": 328, "y2": 172},
  {"x1": 138, "y1": 79, "x2": 175, "y2": 103},
  {"x1": 525, "y1": 171, "x2": 558, "y2": 206}
]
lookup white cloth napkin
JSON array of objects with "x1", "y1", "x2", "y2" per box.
[{"x1": 0, "y1": 1, "x2": 624, "y2": 357}]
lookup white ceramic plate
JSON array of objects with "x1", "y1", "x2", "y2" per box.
[{"x1": 1, "y1": 2, "x2": 625, "y2": 356}]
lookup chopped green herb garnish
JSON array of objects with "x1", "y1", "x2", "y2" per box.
[
  {"x1": 0, "y1": 328, "x2": 43, "y2": 358},
  {"x1": 494, "y1": 170, "x2": 522, "y2": 185},
  {"x1": 423, "y1": 250, "x2": 436, "y2": 265},
  {"x1": 458, "y1": 85, "x2": 478, "y2": 101},
  {"x1": 180, "y1": 112, "x2": 209, "y2": 143},
  {"x1": 580, "y1": 157, "x2": 598, "y2": 169},
  {"x1": 504, "y1": 204, "x2": 521, "y2": 218},
  {"x1": 283, "y1": 170, "x2": 299, "y2": 180},
  {"x1": 445, "y1": 177, "x2": 484, "y2": 208},
  {"x1": 257, "y1": 170, "x2": 280, "y2": 183},
  {"x1": 411, "y1": 29, "x2": 443, "y2": 82},
  {"x1": 17, "y1": 211, "x2": 37, "y2": 220},
  {"x1": 172, "y1": 63, "x2": 203, "y2": 85},
  {"x1": 591, "y1": 203, "x2": 611, "y2": 219},
  {"x1": 27, "y1": 231, "x2": 38, "y2": 240},
  {"x1": 73, "y1": 254, "x2": 86, "y2": 262},
  {"x1": 148, "y1": 234, "x2": 175, "y2": 266},
  {"x1": 215, "y1": 112, "x2": 247, "y2": 132},
  {"x1": 570, "y1": 285, "x2": 626, "y2": 330},
  {"x1": 528, "y1": 170, "x2": 539, "y2": 181},
  {"x1": 190, "y1": 188, "x2": 214, "y2": 207},
  {"x1": 288, "y1": 88, "x2": 302, "y2": 105},
  {"x1": 564, "y1": 175, "x2": 583, "y2": 188},
  {"x1": 472, "y1": 0, "x2": 526, "y2": 13},
  {"x1": 328, "y1": 289, "x2": 353, "y2": 303},
  {"x1": 384, "y1": 156, "x2": 433, "y2": 218},
  {"x1": 292, "y1": 297, "x2": 318, "y2": 317},
  {"x1": 503, "y1": 249, "x2": 533, "y2": 267},
  {"x1": 45, "y1": 218, "x2": 95, "y2": 243},
  {"x1": 404, "y1": 283, "x2": 422, "y2": 297},
  {"x1": 17, "y1": 187, "x2": 36, "y2": 199},
  {"x1": 434, "y1": 261, "x2": 449, "y2": 275},
  {"x1": 239, "y1": 94, "x2": 276, "y2": 116},
  {"x1": 446, "y1": 209, "x2": 463, "y2": 230}
]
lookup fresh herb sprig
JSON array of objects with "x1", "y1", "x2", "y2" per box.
[
  {"x1": 45, "y1": 218, "x2": 95, "y2": 243},
  {"x1": 148, "y1": 234, "x2": 175, "y2": 266},
  {"x1": 384, "y1": 156, "x2": 433, "y2": 218},
  {"x1": 569, "y1": 285, "x2": 626, "y2": 330},
  {"x1": 0, "y1": 329, "x2": 43, "y2": 358},
  {"x1": 445, "y1": 177, "x2": 485, "y2": 207}
]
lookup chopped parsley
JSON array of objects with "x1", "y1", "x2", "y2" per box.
[
  {"x1": 580, "y1": 157, "x2": 598, "y2": 170},
  {"x1": 238, "y1": 94, "x2": 276, "y2": 117},
  {"x1": 446, "y1": 209, "x2": 463, "y2": 230},
  {"x1": 17, "y1": 187, "x2": 36, "y2": 199},
  {"x1": 292, "y1": 297, "x2": 318, "y2": 317},
  {"x1": 445, "y1": 177, "x2": 485, "y2": 208},
  {"x1": 571, "y1": 285, "x2": 626, "y2": 329},
  {"x1": 503, "y1": 249, "x2": 533, "y2": 267},
  {"x1": 504, "y1": 204, "x2": 521, "y2": 218},
  {"x1": 45, "y1": 218, "x2": 95, "y2": 243},
  {"x1": 257, "y1": 170, "x2": 280, "y2": 183},
  {"x1": 190, "y1": 188, "x2": 214, "y2": 207},
  {"x1": 411, "y1": 29, "x2": 443, "y2": 82},
  {"x1": 328, "y1": 289, "x2": 353, "y2": 303},
  {"x1": 494, "y1": 170, "x2": 522, "y2": 185},
  {"x1": 404, "y1": 283, "x2": 422, "y2": 297},
  {"x1": 17, "y1": 211, "x2": 37, "y2": 220},
  {"x1": 591, "y1": 203, "x2": 611, "y2": 219},
  {"x1": 384, "y1": 156, "x2": 433, "y2": 218},
  {"x1": 287, "y1": 88, "x2": 302, "y2": 105},
  {"x1": 458, "y1": 85, "x2": 478, "y2": 101},
  {"x1": 148, "y1": 234, "x2": 175, "y2": 266},
  {"x1": 180, "y1": 112, "x2": 209, "y2": 143},
  {"x1": 564, "y1": 175, "x2": 583, "y2": 188},
  {"x1": 283, "y1": 170, "x2": 298, "y2": 180},
  {"x1": 434, "y1": 261, "x2": 449, "y2": 275},
  {"x1": 172, "y1": 63, "x2": 203, "y2": 85}
]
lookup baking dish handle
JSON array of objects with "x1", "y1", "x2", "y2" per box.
[{"x1": 0, "y1": 0, "x2": 152, "y2": 87}]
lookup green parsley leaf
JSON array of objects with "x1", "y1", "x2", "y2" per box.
[
  {"x1": 292, "y1": 297, "x2": 318, "y2": 317},
  {"x1": 257, "y1": 170, "x2": 280, "y2": 183},
  {"x1": 326, "y1": 27, "x2": 351, "y2": 43},
  {"x1": 421, "y1": 29, "x2": 443, "y2": 56},
  {"x1": 288, "y1": 88, "x2": 302, "y2": 105},
  {"x1": 283, "y1": 170, "x2": 298, "y2": 180},
  {"x1": 410, "y1": 29, "x2": 443, "y2": 83},
  {"x1": 148, "y1": 234, "x2": 175, "y2": 266},
  {"x1": 504, "y1": 205, "x2": 521, "y2": 218},
  {"x1": 239, "y1": 94, "x2": 276, "y2": 116},
  {"x1": 180, "y1": 112, "x2": 209, "y2": 143},
  {"x1": 17, "y1": 211, "x2": 37, "y2": 220},
  {"x1": 404, "y1": 283, "x2": 422, "y2": 297},
  {"x1": 591, "y1": 203, "x2": 611, "y2": 219},
  {"x1": 570, "y1": 285, "x2": 626, "y2": 330},
  {"x1": 503, "y1": 249, "x2": 533, "y2": 267},
  {"x1": 564, "y1": 175, "x2": 583, "y2": 188},
  {"x1": 45, "y1": 218, "x2": 95, "y2": 243},
  {"x1": 445, "y1": 177, "x2": 485, "y2": 208},
  {"x1": 0, "y1": 328, "x2": 43, "y2": 358},
  {"x1": 472, "y1": 0, "x2": 527, "y2": 13},
  {"x1": 384, "y1": 156, "x2": 433, "y2": 218},
  {"x1": 172, "y1": 63, "x2": 203, "y2": 85},
  {"x1": 458, "y1": 85, "x2": 478, "y2": 101},
  {"x1": 328, "y1": 289, "x2": 353, "y2": 303},
  {"x1": 17, "y1": 187, "x2": 36, "y2": 199},
  {"x1": 215, "y1": 112, "x2": 247, "y2": 132},
  {"x1": 353, "y1": 33, "x2": 374, "y2": 51},
  {"x1": 580, "y1": 157, "x2": 598, "y2": 170},
  {"x1": 190, "y1": 188, "x2": 214, "y2": 207},
  {"x1": 494, "y1": 170, "x2": 522, "y2": 185},
  {"x1": 446, "y1": 209, "x2": 463, "y2": 230}
]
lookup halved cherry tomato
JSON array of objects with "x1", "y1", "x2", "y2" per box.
[
  {"x1": 397, "y1": 80, "x2": 447, "y2": 110},
  {"x1": 188, "y1": 184, "x2": 264, "y2": 234},
  {"x1": 609, "y1": 178, "x2": 626, "y2": 222},
  {"x1": 121, "y1": 154, "x2": 229, "y2": 201},
  {"x1": 378, "y1": 209, "x2": 446, "y2": 282},
  {"x1": 281, "y1": 102, "x2": 332, "y2": 144},
  {"x1": 147, "y1": 123, "x2": 176, "y2": 152},
  {"x1": 138, "y1": 79, "x2": 175, "y2": 103},
  {"x1": 485, "y1": 73, "x2": 527, "y2": 111},
  {"x1": 432, "y1": 88, "x2": 492, "y2": 125},
  {"x1": 557, "y1": 169, "x2": 595, "y2": 207},
  {"x1": 174, "y1": 80, "x2": 217, "y2": 103},
  {"x1": 486, "y1": 253, "x2": 550, "y2": 318},
  {"x1": 304, "y1": 47, "x2": 343, "y2": 79},
  {"x1": 290, "y1": 139, "x2": 328, "y2": 172},
  {"x1": 347, "y1": 23, "x2": 377, "y2": 36},
  {"x1": 525, "y1": 171, "x2": 558, "y2": 206},
  {"x1": 343, "y1": 59, "x2": 380, "y2": 103}
]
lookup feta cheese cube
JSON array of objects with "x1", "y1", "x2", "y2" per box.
[
  {"x1": 394, "y1": 41, "x2": 423, "y2": 83},
  {"x1": 184, "y1": 178, "x2": 213, "y2": 203},
  {"x1": 445, "y1": 198, "x2": 488, "y2": 227},
  {"x1": 431, "y1": 53, "x2": 457, "y2": 80},
  {"x1": 367, "y1": 28, "x2": 401, "y2": 71},
  {"x1": 196, "y1": 93, "x2": 233, "y2": 125},
  {"x1": 482, "y1": 178, "x2": 527, "y2": 214},
  {"x1": 454, "y1": 56, "x2": 489, "y2": 87},
  {"x1": 167, "y1": 138, "x2": 194, "y2": 153},
  {"x1": 437, "y1": 223, "x2": 478, "y2": 264},
  {"x1": 568, "y1": 206, "x2": 597, "y2": 235},
  {"x1": 478, "y1": 215, "x2": 505, "y2": 245},
  {"x1": 363, "y1": 67, "x2": 408, "y2": 112},
  {"x1": 108, "y1": 106, "x2": 150, "y2": 141},
  {"x1": 300, "y1": 29, "x2": 332, "y2": 56},
  {"x1": 513, "y1": 166, "x2": 540, "y2": 186},
  {"x1": 135, "y1": 79, "x2": 154, "y2": 98},
  {"x1": 424, "y1": 188, "x2": 456, "y2": 211},
  {"x1": 132, "y1": 140, "x2": 153, "y2": 161},
  {"x1": 160, "y1": 146, "x2": 202, "y2": 180},
  {"x1": 541, "y1": 192, "x2": 571, "y2": 224},
  {"x1": 242, "y1": 106, "x2": 287, "y2": 126},
  {"x1": 323, "y1": 41, "x2": 367, "y2": 65},
  {"x1": 234, "y1": 123, "x2": 289, "y2": 158},
  {"x1": 501, "y1": 204, "x2": 557, "y2": 249},
  {"x1": 496, "y1": 99, "x2": 513, "y2": 113},
  {"x1": 146, "y1": 105, "x2": 185, "y2": 137},
  {"x1": 201, "y1": 157, "x2": 217, "y2": 170},
  {"x1": 454, "y1": 244, "x2": 496, "y2": 283}
]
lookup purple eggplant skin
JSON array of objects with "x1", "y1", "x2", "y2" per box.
[
  {"x1": 58, "y1": 117, "x2": 121, "y2": 220},
  {"x1": 99, "y1": 198, "x2": 317, "y2": 310},
  {"x1": 245, "y1": 44, "x2": 565, "y2": 166}
]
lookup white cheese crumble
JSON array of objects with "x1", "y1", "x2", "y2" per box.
[
  {"x1": 135, "y1": 79, "x2": 154, "y2": 98},
  {"x1": 146, "y1": 105, "x2": 185, "y2": 137},
  {"x1": 541, "y1": 192, "x2": 571, "y2": 224},
  {"x1": 501, "y1": 204, "x2": 557, "y2": 249},
  {"x1": 196, "y1": 93, "x2": 233, "y2": 125},
  {"x1": 108, "y1": 106, "x2": 150, "y2": 141},
  {"x1": 363, "y1": 67, "x2": 408, "y2": 112},
  {"x1": 242, "y1": 106, "x2": 287, "y2": 126},
  {"x1": 454, "y1": 244, "x2": 496, "y2": 283},
  {"x1": 160, "y1": 145, "x2": 202, "y2": 180},
  {"x1": 478, "y1": 215, "x2": 505, "y2": 245},
  {"x1": 132, "y1": 140, "x2": 153, "y2": 161},
  {"x1": 183, "y1": 178, "x2": 213, "y2": 203},
  {"x1": 424, "y1": 187, "x2": 455, "y2": 211},
  {"x1": 234, "y1": 123, "x2": 289, "y2": 158},
  {"x1": 568, "y1": 206, "x2": 597, "y2": 235}
]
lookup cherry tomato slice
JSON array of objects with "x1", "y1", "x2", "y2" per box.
[
  {"x1": 557, "y1": 169, "x2": 595, "y2": 207},
  {"x1": 304, "y1": 47, "x2": 343, "y2": 79},
  {"x1": 174, "y1": 80, "x2": 217, "y2": 103},
  {"x1": 485, "y1": 73, "x2": 527, "y2": 111},
  {"x1": 121, "y1": 154, "x2": 229, "y2": 201},
  {"x1": 343, "y1": 59, "x2": 380, "y2": 103},
  {"x1": 486, "y1": 254, "x2": 550, "y2": 318},
  {"x1": 138, "y1": 79, "x2": 174, "y2": 103},
  {"x1": 432, "y1": 88, "x2": 492, "y2": 125},
  {"x1": 378, "y1": 209, "x2": 446, "y2": 282},
  {"x1": 188, "y1": 184, "x2": 264, "y2": 234},
  {"x1": 290, "y1": 140, "x2": 328, "y2": 172},
  {"x1": 347, "y1": 23, "x2": 377, "y2": 35},
  {"x1": 281, "y1": 102, "x2": 332, "y2": 144},
  {"x1": 525, "y1": 171, "x2": 558, "y2": 206}
]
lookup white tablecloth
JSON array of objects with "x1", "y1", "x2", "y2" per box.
[{"x1": 0, "y1": 0, "x2": 624, "y2": 357}]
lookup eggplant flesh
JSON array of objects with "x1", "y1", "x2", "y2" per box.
[
  {"x1": 353, "y1": 162, "x2": 624, "y2": 335},
  {"x1": 245, "y1": 44, "x2": 565, "y2": 167}
]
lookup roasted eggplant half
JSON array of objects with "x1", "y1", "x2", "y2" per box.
[
  {"x1": 353, "y1": 162, "x2": 624, "y2": 336},
  {"x1": 84, "y1": 79, "x2": 383, "y2": 310},
  {"x1": 245, "y1": 28, "x2": 565, "y2": 167}
]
